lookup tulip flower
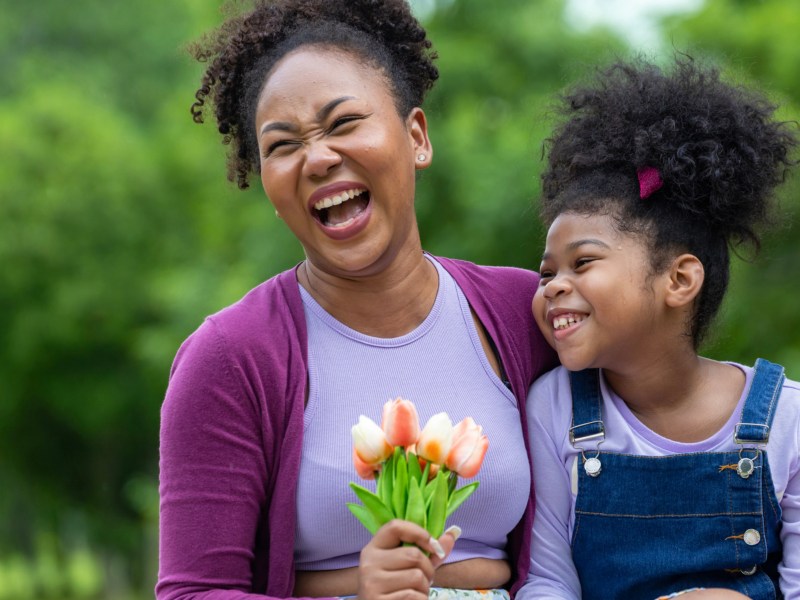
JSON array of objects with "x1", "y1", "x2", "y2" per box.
[
  {"x1": 351, "y1": 415, "x2": 393, "y2": 466},
  {"x1": 347, "y1": 400, "x2": 485, "y2": 540},
  {"x1": 446, "y1": 417, "x2": 489, "y2": 479},
  {"x1": 352, "y1": 448, "x2": 378, "y2": 480},
  {"x1": 382, "y1": 397, "x2": 420, "y2": 448},
  {"x1": 416, "y1": 412, "x2": 453, "y2": 465}
]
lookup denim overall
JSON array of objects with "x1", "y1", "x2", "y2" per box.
[{"x1": 569, "y1": 359, "x2": 785, "y2": 600}]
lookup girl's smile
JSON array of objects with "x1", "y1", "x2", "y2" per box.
[{"x1": 533, "y1": 212, "x2": 669, "y2": 374}]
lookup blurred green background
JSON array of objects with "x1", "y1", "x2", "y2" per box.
[{"x1": 1, "y1": 0, "x2": 798, "y2": 598}]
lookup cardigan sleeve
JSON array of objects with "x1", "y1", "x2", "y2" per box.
[{"x1": 157, "y1": 318, "x2": 327, "y2": 600}]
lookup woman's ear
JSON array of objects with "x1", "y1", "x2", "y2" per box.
[
  {"x1": 407, "y1": 107, "x2": 432, "y2": 169},
  {"x1": 664, "y1": 253, "x2": 704, "y2": 308}
]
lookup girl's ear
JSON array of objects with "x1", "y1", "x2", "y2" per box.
[{"x1": 664, "y1": 254, "x2": 704, "y2": 308}]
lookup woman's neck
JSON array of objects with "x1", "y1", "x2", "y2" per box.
[
  {"x1": 298, "y1": 250, "x2": 439, "y2": 338},
  {"x1": 604, "y1": 354, "x2": 745, "y2": 443}
]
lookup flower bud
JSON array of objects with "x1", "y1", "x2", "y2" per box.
[
  {"x1": 446, "y1": 417, "x2": 489, "y2": 478},
  {"x1": 416, "y1": 412, "x2": 453, "y2": 465},
  {"x1": 351, "y1": 415, "x2": 392, "y2": 466},
  {"x1": 381, "y1": 397, "x2": 420, "y2": 448}
]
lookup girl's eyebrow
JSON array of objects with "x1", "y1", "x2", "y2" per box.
[
  {"x1": 541, "y1": 238, "x2": 611, "y2": 261},
  {"x1": 259, "y1": 96, "x2": 356, "y2": 137},
  {"x1": 568, "y1": 238, "x2": 612, "y2": 251}
]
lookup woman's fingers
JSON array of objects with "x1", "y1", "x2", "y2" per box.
[
  {"x1": 371, "y1": 519, "x2": 446, "y2": 557},
  {"x1": 430, "y1": 524, "x2": 461, "y2": 569},
  {"x1": 358, "y1": 520, "x2": 439, "y2": 599}
]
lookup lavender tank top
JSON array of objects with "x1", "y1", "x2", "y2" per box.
[{"x1": 293, "y1": 257, "x2": 530, "y2": 570}]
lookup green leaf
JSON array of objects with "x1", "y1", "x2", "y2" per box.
[
  {"x1": 347, "y1": 502, "x2": 381, "y2": 535},
  {"x1": 392, "y1": 449, "x2": 408, "y2": 518},
  {"x1": 448, "y1": 470, "x2": 458, "y2": 494},
  {"x1": 349, "y1": 483, "x2": 394, "y2": 526},
  {"x1": 446, "y1": 482, "x2": 479, "y2": 518},
  {"x1": 405, "y1": 476, "x2": 426, "y2": 529},
  {"x1": 378, "y1": 452, "x2": 395, "y2": 507},
  {"x1": 407, "y1": 451, "x2": 422, "y2": 483},
  {"x1": 423, "y1": 468, "x2": 437, "y2": 505},
  {"x1": 426, "y1": 470, "x2": 449, "y2": 538}
]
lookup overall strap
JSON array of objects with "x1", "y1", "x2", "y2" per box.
[
  {"x1": 735, "y1": 359, "x2": 785, "y2": 446},
  {"x1": 569, "y1": 369, "x2": 605, "y2": 446}
]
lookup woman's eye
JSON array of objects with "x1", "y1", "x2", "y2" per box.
[
  {"x1": 264, "y1": 140, "x2": 297, "y2": 157},
  {"x1": 329, "y1": 114, "x2": 364, "y2": 132}
]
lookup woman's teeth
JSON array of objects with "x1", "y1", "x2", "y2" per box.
[{"x1": 313, "y1": 188, "x2": 365, "y2": 211}]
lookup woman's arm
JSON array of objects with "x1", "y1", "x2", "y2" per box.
[{"x1": 157, "y1": 320, "x2": 297, "y2": 600}]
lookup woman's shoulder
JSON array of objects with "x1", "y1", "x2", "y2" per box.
[
  {"x1": 435, "y1": 255, "x2": 542, "y2": 319},
  {"x1": 435, "y1": 255, "x2": 541, "y2": 288},
  {"x1": 172, "y1": 267, "x2": 305, "y2": 376}
]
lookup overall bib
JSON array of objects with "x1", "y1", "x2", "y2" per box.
[{"x1": 569, "y1": 359, "x2": 785, "y2": 600}]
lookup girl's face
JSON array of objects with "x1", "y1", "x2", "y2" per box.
[
  {"x1": 532, "y1": 212, "x2": 671, "y2": 374},
  {"x1": 254, "y1": 46, "x2": 431, "y2": 279}
]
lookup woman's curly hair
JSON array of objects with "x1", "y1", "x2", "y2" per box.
[
  {"x1": 189, "y1": 0, "x2": 439, "y2": 189},
  {"x1": 540, "y1": 56, "x2": 797, "y2": 347}
]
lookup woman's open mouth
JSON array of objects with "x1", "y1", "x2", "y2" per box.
[{"x1": 312, "y1": 188, "x2": 370, "y2": 228}]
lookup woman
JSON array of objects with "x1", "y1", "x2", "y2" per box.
[{"x1": 157, "y1": 1, "x2": 556, "y2": 598}]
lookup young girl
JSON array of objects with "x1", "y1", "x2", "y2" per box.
[{"x1": 518, "y1": 58, "x2": 799, "y2": 600}]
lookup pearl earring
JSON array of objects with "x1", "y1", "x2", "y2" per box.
[{"x1": 417, "y1": 153, "x2": 426, "y2": 162}]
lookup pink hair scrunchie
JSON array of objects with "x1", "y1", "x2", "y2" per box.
[{"x1": 637, "y1": 166, "x2": 663, "y2": 199}]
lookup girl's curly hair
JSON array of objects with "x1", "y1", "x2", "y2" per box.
[
  {"x1": 540, "y1": 56, "x2": 797, "y2": 348},
  {"x1": 189, "y1": 0, "x2": 439, "y2": 189}
]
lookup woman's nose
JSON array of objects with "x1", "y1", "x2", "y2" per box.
[{"x1": 302, "y1": 141, "x2": 342, "y2": 178}]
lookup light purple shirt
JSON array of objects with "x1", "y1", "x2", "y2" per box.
[
  {"x1": 157, "y1": 257, "x2": 558, "y2": 600},
  {"x1": 294, "y1": 257, "x2": 530, "y2": 569},
  {"x1": 517, "y1": 364, "x2": 800, "y2": 599}
]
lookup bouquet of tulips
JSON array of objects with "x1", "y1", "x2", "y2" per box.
[{"x1": 348, "y1": 397, "x2": 489, "y2": 539}]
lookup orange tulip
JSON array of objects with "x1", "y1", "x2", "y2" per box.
[
  {"x1": 352, "y1": 447, "x2": 378, "y2": 480},
  {"x1": 381, "y1": 397, "x2": 420, "y2": 448},
  {"x1": 416, "y1": 412, "x2": 453, "y2": 465},
  {"x1": 446, "y1": 417, "x2": 489, "y2": 478},
  {"x1": 351, "y1": 415, "x2": 393, "y2": 466}
]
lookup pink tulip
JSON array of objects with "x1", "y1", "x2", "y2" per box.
[
  {"x1": 446, "y1": 417, "x2": 489, "y2": 478},
  {"x1": 381, "y1": 397, "x2": 420, "y2": 448},
  {"x1": 352, "y1": 448, "x2": 377, "y2": 480},
  {"x1": 416, "y1": 412, "x2": 453, "y2": 465},
  {"x1": 351, "y1": 415, "x2": 393, "y2": 466}
]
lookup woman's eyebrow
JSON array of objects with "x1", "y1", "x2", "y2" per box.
[{"x1": 259, "y1": 96, "x2": 356, "y2": 137}]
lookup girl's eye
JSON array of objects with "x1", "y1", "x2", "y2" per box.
[
  {"x1": 539, "y1": 269, "x2": 554, "y2": 282},
  {"x1": 575, "y1": 257, "x2": 595, "y2": 269}
]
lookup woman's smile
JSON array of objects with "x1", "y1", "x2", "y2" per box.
[{"x1": 254, "y1": 47, "x2": 431, "y2": 278}]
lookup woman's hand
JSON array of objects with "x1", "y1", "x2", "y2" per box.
[{"x1": 357, "y1": 520, "x2": 459, "y2": 600}]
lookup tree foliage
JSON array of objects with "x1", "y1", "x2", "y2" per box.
[{"x1": 1, "y1": 0, "x2": 797, "y2": 597}]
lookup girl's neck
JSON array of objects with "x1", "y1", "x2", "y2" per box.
[
  {"x1": 298, "y1": 250, "x2": 439, "y2": 338},
  {"x1": 604, "y1": 354, "x2": 746, "y2": 443}
]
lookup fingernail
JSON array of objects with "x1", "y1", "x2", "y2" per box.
[
  {"x1": 429, "y1": 536, "x2": 446, "y2": 558},
  {"x1": 444, "y1": 525, "x2": 462, "y2": 541}
]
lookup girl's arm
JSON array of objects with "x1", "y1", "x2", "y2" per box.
[
  {"x1": 778, "y1": 381, "x2": 800, "y2": 596},
  {"x1": 516, "y1": 377, "x2": 581, "y2": 600}
]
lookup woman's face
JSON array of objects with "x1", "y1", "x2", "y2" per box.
[{"x1": 254, "y1": 47, "x2": 432, "y2": 278}]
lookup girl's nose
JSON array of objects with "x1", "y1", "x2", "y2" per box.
[
  {"x1": 543, "y1": 274, "x2": 571, "y2": 299},
  {"x1": 302, "y1": 141, "x2": 343, "y2": 178}
]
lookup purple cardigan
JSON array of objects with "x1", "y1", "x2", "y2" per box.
[{"x1": 157, "y1": 256, "x2": 557, "y2": 600}]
